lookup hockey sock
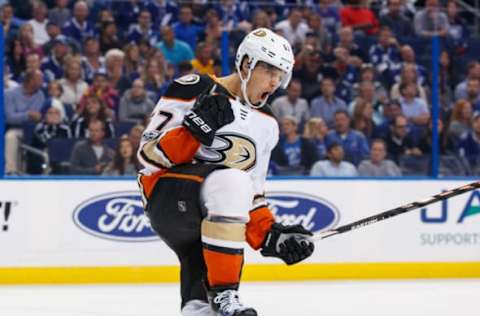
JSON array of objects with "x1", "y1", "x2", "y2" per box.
[{"x1": 201, "y1": 218, "x2": 245, "y2": 288}]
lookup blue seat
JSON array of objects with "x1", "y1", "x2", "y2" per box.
[
  {"x1": 47, "y1": 138, "x2": 80, "y2": 174},
  {"x1": 114, "y1": 122, "x2": 136, "y2": 137}
]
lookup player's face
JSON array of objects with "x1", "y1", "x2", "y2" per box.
[{"x1": 247, "y1": 62, "x2": 285, "y2": 105}]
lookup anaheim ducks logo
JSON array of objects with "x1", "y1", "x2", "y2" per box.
[
  {"x1": 195, "y1": 133, "x2": 257, "y2": 171},
  {"x1": 253, "y1": 30, "x2": 267, "y2": 37}
]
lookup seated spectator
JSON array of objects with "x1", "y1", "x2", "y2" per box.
[
  {"x1": 417, "y1": 119, "x2": 454, "y2": 156},
  {"x1": 141, "y1": 58, "x2": 169, "y2": 100},
  {"x1": 379, "y1": 0, "x2": 414, "y2": 38},
  {"x1": 306, "y1": 12, "x2": 332, "y2": 53},
  {"x1": 42, "y1": 80, "x2": 73, "y2": 122},
  {"x1": 458, "y1": 113, "x2": 480, "y2": 170},
  {"x1": 310, "y1": 77, "x2": 347, "y2": 128},
  {"x1": 303, "y1": 117, "x2": 329, "y2": 160},
  {"x1": 102, "y1": 136, "x2": 140, "y2": 176},
  {"x1": 41, "y1": 35, "x2": 69, "y2": 81},
  {"x1": 156, "y1": 25, "x2": 194, "y2": 66},
  {"x1": 123, "y1": 43, "x2": 142, "y2": 79},
  {"x1": 2, "y1": 4, "x2": 22, "y2": 44},
  {"x1": 72, "y1": 95, "x2": 115, "y2": 138},
  {"x1": 43, "y1": 21, "x2": 64, "y2": 55},
  {"x1": 29, "y1": 102, "x2": 71, "y2": 174},
  {"x1": 127, "y1": 9, "x2": 157, "y2": 46},
  {"x1": 81, "y1": 36, "x2": 105, "y2": 84},
  {"x1": 351, "y1": 99, "x2": 377, "y2": 139},
  {"x1": 4, "y1": 69, "x2": 44, "y2": 174},
  {"x1": 271, "y1": 116, "x2": 318, "y2": 175},
  {"x1": 398, "y1": 82, "x2": 430, "y2": 127},
  {"x1": 271, "y1": 79, "x2": 310, "y2": 128},
  {"x1": 4, "y1": 63, "x2": 19, "y2": 90},
  {"x1": 413, "y1": 0, "x2": 449, "y2": 38},
  {"x1": 78, "y1": 69, "x2": 119, "y2": 114},
  {"x1": 18, "y1": 23, "x2": 44, "y2": 58},
  {"x1": 465, "y1": 79, "x2": 480, "y2": 112},
  {"x1": 59, "y1": 55, "x2": 88, "y2": 109},
  {"x1": 191, "y1": 42, "x2": 216, "y2": 76},
  {"x1": 128, "y1": 124, "x2": 144, "y2": 153},
  {"x1": 202, "y1": 9, "x2": 224, "y2": 51},
  {"x1": 99, "y1": 20, "x2": 122, "y2": 55},
  {"x1": 48, "y1": 0, "x2": 71, "y2": 28},
  {"x1": 7, "y1": 39, "x2": 26, "y2": 81},
  {"x1": 358, "y1": 139, "x2": 401, "y2": 176},
  {"x1": 374, "y1": 99, "x2": 403, "y2": 139},
  {"x1": 385, "y1": 114, "x2": 420, "y2": 163},
  {"x1": 439, "y1": 51, "x2": 455, "y2": 110},
  {"x1": 393, "y1": 45, "x2": 427, "y2": 86},
  {"x1": 105, "y1": 48, "x2": 131, "y2": 94},
  {"x1": 454, "y1": 61, "x2": 480, "y2": 101},
  {"x1": 349, "y1": 80, "x2": 387, "y2": 122},
  {"x1": 274, "y1": 8, "x2": 309, "y2": 47},
  {"x1": 315, "y1": 0, "x2": 341, "y2": 37},
  {"x1": 119, "y1": 79, "x2": 155, "y2": 124},
  {"x1": 291, "y1": 45, "x2": 324, "y2": 101},
  {"x1": 340, "y1": 0, "x2": 379, "y2": 36},
  {"x1": 325, "y1": 47, "x2": 360, "y2": 103},
  {"x1": 325, "y1": 110, "x2": 370, "y2": 165},
  {"x1": 69, "y1": 120, "x2": 114, "y2": 175},
  {"x1": 448, "y1": 100, "x2": 473, "y2": 147},
  {"x1": 173, "y1": 5, "x2": 203, "y2": 51},
  {"x1": 28, "y1": 1, "x2": 49, "y2": 46},
  {"x1": 391, "y1": 63, "x2": 428, "y2": 104},
  {"x1": 310, "y1": 142, "x2": 358, "y2": 177},
  {"x1": 62, "y1": 1, "x2": 95, "y2": 48},
  {"x1": 369, "y1": 27, "x2": 400, "y2": 80},
  {"x1": 336, "y1": 26, "x2": 367, "y2": 62}
]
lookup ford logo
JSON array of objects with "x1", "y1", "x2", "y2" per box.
[
  {"x1": 73, "y1": 191, "x2": 158, "y2": 242},
  {"x1": 266, "y1": 192, "x2": 340, "y2": 233}
]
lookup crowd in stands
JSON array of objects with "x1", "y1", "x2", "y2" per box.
[{"x1": 2, "y1": 0, "x2": 480, "y2": 177}]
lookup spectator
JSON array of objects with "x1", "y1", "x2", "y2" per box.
[
  {"x1": 375, "y1": 99, "x2": 403, "y2": 139},
  {"x1": 351, "y1": 64, "x2": 388, "y2": 106},
  {"x1": 349, "y1": 80, "x2": 386, "y2": 120},
  {"x1": 417, "y1": 118, "x2": 454, "y2": 156},
  {"x1": 4, "y1": 69, "x2": 44, "y2": 174},
  {"x1": 128, "y1": 124, "x2": 144, "y2": 152},
  {"x1": 455, "y1": 61, "x2": 480, "y2": 101},
  {"x1": 202, "y1": 9, "x2": 224, "y2": 52},
  {"x1": 81, "y1": 36, "x2": 105, "y2": 83},
  {"x1": 2, "y1": 4, "x2": 21, "y2": 43},
  {"x1": 71, "y1": 94, "x2": 115, "y2": 138},
  {"x1": 43, "y1": 21, "x2": 64, "y2": 55},
  {"x1": 141, "y1": 58, "x2": 168, "y2": 100},
  {"x1": 119, "y1": 79, "x2": 155, "y2": 124},
  {"x1": 413, "y1": 0, "x2": 449, "y2": 38},
  {"x1": 105, "y1": 48, "x2": 130, "y2": 94},
  {"x1": 315, "y1": 0, "x2": 341, "y2": 37},
  {"x1": 271, "y1": 79, "x2": 310, "y2": 128},
  {"x1": 358, "y1": 139, "x2": 401, "y2": 176},
  {"x1": 18, "y1": 23, "x2": 43, "y2": 58},
  {"x1": 99, "y1": 20, "x2": 121, "y2": 55},
  {"x1": 78, "y1": 69, "x2": 119, "y2": 113},
  {"x1": 7, "y1": 39, "x2": 26, "y2": 81},
  {"x1": 69, "y1": 120, "x2": 114, "y2": 175},
  {"x1": 274, "y1": 8, "x2": 309, "y2": 47},
  {"x1": 306, "y1": 14, "x2": 332, "y2": 54},
  {"x1": 326, "y1": 47, "x2": 360, "y2": 103},
  {"x1": 144, "y1": 0, "x2": 178, "y2": 27},
  {"x1": 4, "y1": 63, "x2": 19, "y2": 90},
  {"x1": 214, "y1": 0, "x2": 249, "y2": 31},
  {"x1": 393, "y1": 45, "x2": 428, "y2": 86},
  {"x1": 191, "y1": 42, "x2": 216, "y2": 76},
  {"x1": 398, "y1": 82, "x2": 430, "y2": 126},
  {"x1": 448, "y1": 99, "x2": 473, "y2": 147},
  {"x1": 310, "y1": 142, "x2": 358, "y2": 177},
  {"x1": 59, "y1": 55, "x2": 88, "y2": 109},
  {"x1": 62, "y1": 1, "x2": 95, "y2": 47},
  {"x1": 446, "y1": 0, "x2": 469, "y2": 55},
  {"x1": 385, "y1": 114, "x2": 420, "y2": 163},
  {"x1": 352, "y1": 99, "x2": 376, "y2": 139},
  {"x1": 391, "y1": 63, "x2": 428, "y2": 104},
  {"x1": 271, "y1": 116, "x2": 318, "y2": 175},
  {"x1": 379, "y1": 0, "x2": 414, "y2": 38},
  {"x1": 48, "y1": 0, "x2": 71, "y2": 28},
  {"x1": 340, "y1": 0, "x2": 379, "y2": 36},
  {"x1": 439, "y1": 51, "x2": 455, "y2": 109},
  {"x1": 303, "y1": 117, "x2": 329, "y2": 160},
  {"x1": 465, "y1": 78, "x2": 480, "y2": 111},
  {"x1": 369, "y1": 27, "x2": 401, "y2": 80},
  {"x1": 173, "y1": 5, "x2": 202, "y2": 51},
  {"x1": 325, "y1": 110, "x2": 370, "y2": 165},
  {"x1": 41, "y1": 35, "x2": 70, "y2": 81},
  {"x1": 102, "y1": 136, "x2": 140, "y2": 176},
  {"x1": 458, "y1": 113, "x2": 480, "y2": 171},
  {"x1": 250, "y1": 9, "x2": 272, "y2": 30},
  {"x1": 310, "y1": 77, "x2": 348, "y2": 128},
  {"x1": 41, "y1": 80, "x2": 72, "y2": 122},
  {"x1": 127, "y1": 9, "x2": 157, "y2": 46},
  {"x1": 123, "y1": 43, "x2": 141, "y2": 79},
  {"x1": 156, "y1": 25, "x2": 194, "y2": 66},
  {"x1": 27, "y1": 1, "x2": 49, "y2": 46},
  {"x1": 336, "y1": 26, "x2": 367, "y2": 62}
]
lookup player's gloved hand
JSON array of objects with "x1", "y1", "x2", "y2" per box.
[
  {"x1": 183, "y1": 85, "x2": 234, "y2": 146},
  {"x1": 260, "y1": 223, "x2": 314, "y2": 265}
]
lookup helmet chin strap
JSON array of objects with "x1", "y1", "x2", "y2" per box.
[{"x1": 237, "y1": 62, "x2": 269, "y2": 109}]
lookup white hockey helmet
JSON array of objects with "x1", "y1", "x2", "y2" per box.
[{"x1": 235, "y1": 28, "x2": 294, "y2": 108}]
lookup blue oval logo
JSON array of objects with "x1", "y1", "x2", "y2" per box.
[
  {"x1": 266, "y1": 192, "x2": 340, "y2": 233},
  {"x1": 73, "y1": 191, "x2": 158, "y2": 242}
]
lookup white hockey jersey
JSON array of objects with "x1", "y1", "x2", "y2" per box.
[{"x1": 137, "y1": 74, "x2": 279, "y2": 199}]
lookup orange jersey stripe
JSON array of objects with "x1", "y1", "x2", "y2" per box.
[
  {"x1": 203, "y1": 249, "x2": 243, "y2": 287},
  {"x1": 246, "y1": 206, "x2": 275, "y2": 250},
  {"x1": 139, "y1": 171, "x2": 204, "y2": 200},
  {"x1": 158, "y1": 127, "x2": 200, "y2": 165}
]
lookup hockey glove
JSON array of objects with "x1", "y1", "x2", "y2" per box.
[
  {"x1": 183, "y1": 86, "x2": 234, "y2": 146},
  {"x1": 260, "y1": 223, "x2": 314, "y2": 265}
]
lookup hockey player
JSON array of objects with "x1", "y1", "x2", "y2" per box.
[{"x1": 137, "y1": 28, "x2": 315, "y2": 316}]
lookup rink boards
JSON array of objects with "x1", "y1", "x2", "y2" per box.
[{"x1": 1, "y1": 178, "x2": 479, "y2": 284}]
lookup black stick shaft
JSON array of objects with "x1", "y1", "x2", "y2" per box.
[{"x1": 314, "y1": 181, "x2": 480, "y2": 241}]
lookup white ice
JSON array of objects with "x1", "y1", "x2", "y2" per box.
[{"x1": 0, "y1": 280, "x2": 479, "y2": 316}]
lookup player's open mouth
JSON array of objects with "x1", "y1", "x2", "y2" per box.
[{"x1": 261, "y1": 91, "x2": 270, "y2": 100}]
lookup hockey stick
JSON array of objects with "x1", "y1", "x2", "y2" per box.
[{"x1": 313, "y1": 181, "x2": 480, "y2": 241}]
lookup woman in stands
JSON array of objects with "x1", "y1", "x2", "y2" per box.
[
  {"x1": 59, "y1": 55, "x2": 88, "y2": 110},
  {"x1": 71, "y1": 95, "x2": 115, "y2": 138},
  {"x1": 390, "y1": 63, "x2": 428, "y2": 103},
  {"x1": 447, "y1": 99, "x2": 473, "y2": 147},
  {"x1": 102, "y1": 136, "x2": 139, "y2": 176}
]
